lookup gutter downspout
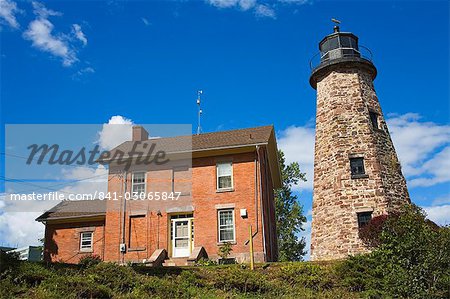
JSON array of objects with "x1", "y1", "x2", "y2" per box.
[
  {"x1": 257, "y1": 146, "x2": 267, "y2": 260},
  {"x1": 253, "y1": 149, "x2": 259, "y2": 238},
  {"x1": 121, "y1": 171, "x2": 128, "y2": 264},
  {"x1": 245, "y1": 146, "x2": 263, "y2": 252}
]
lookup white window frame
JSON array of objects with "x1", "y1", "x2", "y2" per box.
[
  {"x1": 131, "y1": 172, "x2": 147, "y2": 196},
  {"x1": 216, "y1": 162, "x2": 234, "y2": 191},
  {"x1": 217, "y1": 209, "x2": 236, "y2": 243},
  {"x1": 80, "y1": 232, "x2": 93, "y2": 252}
]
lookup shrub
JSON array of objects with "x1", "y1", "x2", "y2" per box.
[
  {"x1": 85, "y1": 262, "x2": 137, "y2": 293},
  {"x1": 79, "y1": 254, "x2": 102, "y2": 268},
  {"x1": 13, "y1": 262, "x2": 53, "y2": 287},
  {"x1": 218, "y1": 242, "x2": 233, "y2": 259},
  {"x1": 0, "y1": 251, "x2": 20, "y2": 275},
  {"x1": 36, "y1": 275, "x2": 113, "y2": 298},
  {"x1": 211, "y1": 267, "x2": 269, "y2": 293},
  {"x1": 195, "y1": 257, "x2": 218, "y2": 266},
  {"x1": 337, "y1": 254, "x2": 385, "y2": 294},
  {"x1": 0, "y1": 277, "x2": 27, "y2": 299},
  {"x1": 339, "y1": 204, "x2": 450, "y2": 299},
  {"x1": 358, "y1": 214, "x2": 390, "y2": 248},
  {"x1": 275, "y1": 262, "x2": 335, "y2": 291}
]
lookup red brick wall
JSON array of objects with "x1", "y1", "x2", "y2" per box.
[
  {"x1": 192, "y1": 152, "x2": 265, "y2": 262},
  {"x1": 46, "y1": 150, "x2": 278, "y2": 264},
  {"x1": 43, "y1": 220, "x2": 105, "y2": 263}
]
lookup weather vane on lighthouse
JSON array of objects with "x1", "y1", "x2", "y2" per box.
[
  {"x1": 196, "y1": 90, "x2": 203, "y2": 135},
  {"x1": 331, "y1": 18, "x2": 341, "y2": 32}
]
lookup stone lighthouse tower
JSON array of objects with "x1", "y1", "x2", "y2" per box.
[{"x1": 309, "y1": 24, "x2": 410, "y2": 261}]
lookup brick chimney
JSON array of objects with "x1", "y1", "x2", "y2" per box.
[{"x1": 132, "y1": 126, "x2": 149, "y2": 141}]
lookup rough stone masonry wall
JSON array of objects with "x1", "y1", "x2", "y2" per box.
[{"x1": 310, "y1": 68, "x2": 410, "y2": 261}]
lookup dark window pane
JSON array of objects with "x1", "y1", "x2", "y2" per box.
[
  {"x1": 350, "y1": 158, "x2": 365, "y2": 176},
  {"x1": 321, "y1": 40, "x2": 330, "y2": 52},
  {"x1": 340, "y1": 36, "x2": 351, "y2": 48},
  {"x1": 357, "y1": 212, "x2": 372, "y2": 228},
  {"x1": 218, "y1": 176, "x2": 232, "y2": 189},
  {"x1": 133, "y1": 172, "x2": 145, "y2": 183},
  {"x1": 350, "y1": 37, "x2": 359, "y2": 50},
  {"x1": 328, "y1": 37, "x2": 339, "y2": 50},
  {"x1": 370, "y1": 111, "x2": 379, "y2": 129}
]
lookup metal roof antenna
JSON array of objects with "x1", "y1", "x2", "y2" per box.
[{"x1": 196, "y1": 90, "x2": 203, "y2": 135}]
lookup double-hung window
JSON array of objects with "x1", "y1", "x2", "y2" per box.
[
  {"x1": 80, "y1": 232, "x2": 93, "y2": 252},
  {"x1": 132, "y1": 172, "x2": 146, "y2": 196},
  {"x1": 217, "y1": 162, "x2": 233, "y2": 190},
  {"x1": 218, "y1": 209, "x2": 235, "y2": 243}
]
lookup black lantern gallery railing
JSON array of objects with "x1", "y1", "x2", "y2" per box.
[{"x1": 309, "y1": 45, "x2": 373, "y2": 70}]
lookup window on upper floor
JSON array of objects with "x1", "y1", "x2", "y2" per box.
[
  {"x1": 218, "y1": 209, "x2": 235, "y2": 243},
  {"x1": 369, "y1": 111, "x2": 379, "y2": 129},
  {"x1": 217, "y1": 162, "x2": 233, "y2": 191},
  {"x1": 80, "y1": 232, "x2": 93, "y2": 252},
  {"x1": 172, "y1": 166, "x2": 190, "y2": 196},
  {"x1": 357, "y1": 211, "x2": 372, "y2": 228},
  {"x1": 350, "y1": 157, "x2": 366, "y2": 177},
  {"x1": 132, "y1": 172, "x2": 146, "y2": 196}
]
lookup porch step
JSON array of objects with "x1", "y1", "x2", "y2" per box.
[{"x1": 162, "y1": 257, "x2": 188, "y2": 267}]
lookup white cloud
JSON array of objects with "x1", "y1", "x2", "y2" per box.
[
  {"x1": 254, "y1": 4, "x2": 276, "y2": 19},
  {"x1": 23, "y1": 18, "x2": 77, "y2": 66},
  {"x1": 72, "y1": 66, "x2": 95, "y2": 80},
  {"x1": 387, "y1": 113, "x2": 450, "y2": 187},
  {"x1": 206, "y1": 0, "x2": 308, "y2": 17},
  {"x1": 207, "y1": 0, "x2": 257, "y2": 11},
  {"x1": 23, "y1": 2, "x2": 89, "y2": 67},
  {"x1": 0, "y1": 211, "x2": 44, "y2": 248},
  {"x1": 0, "y1": 0, "x2": 20, "y2": 29},
  {"x1": 408, "y1": 147, "x2": 450, "y2": 187},
  {"x1": 423, "y1": 204, "x2": 450, "y2": 226},
  {"x1": 23, "y1": 2, "x2": 78, "y2": 67},
  {"x1": 141, "y1": 17, "x2": 150, "y2": 26},
  {"x1": 238, "y1": 0, "x2": 256, "y2": 10},
  {"x1": 32, "y1": 1, "x2": 61, "y2": 18},
  {"x1": 72, "y1": 24, "x2": 87, "y2": 46},
  {"x1": 278, "y1": 0, "x2": 309, "y2": 4},
  {"x1": 277, "y1": 125, "x2": 315, "y2": 190},
  {"x1": 97, "y1": 115, "x2": 134, "y2": 150},
  {"x1": 208, "y1": 0, "x2": 244, "y2": 9},
  {"x1": 0, "y1": 193, "x2": 43, "y2": 247}
]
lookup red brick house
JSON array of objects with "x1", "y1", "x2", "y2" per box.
[{"x1": 37, "y1": 125, "x2": 281, "y2": 265}]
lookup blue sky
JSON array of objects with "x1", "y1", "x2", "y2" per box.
[{"x1": 0, "y1": 0, "x2": 449, "y2": 257}]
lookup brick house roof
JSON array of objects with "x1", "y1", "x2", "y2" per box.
[
  {"x1": 101, "y1": 125, "x2": 275, "y2": 160},
  {"x1": 36, "y1": 200, "x2": 106, "y2": 222}
]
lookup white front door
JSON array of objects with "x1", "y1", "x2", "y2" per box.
[{"x1": 172, "y1": 219, "x2": 191, "y2": 257}]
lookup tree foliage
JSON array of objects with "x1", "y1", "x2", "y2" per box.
[
  {"x1": 274, "y1": 150, "x2": 307, "y2": 262},
  {"x1": 340, "y1": 204, "x2": 450, "y2": 298}
]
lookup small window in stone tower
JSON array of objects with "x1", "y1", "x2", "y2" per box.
[
  {"x1": 369, "y1": 111, "x2": 379, "y2": 129},
  {"x1": 357, "y1": 212, "x2": 372, "y2": 228},
  {"x1": 350, "y1": 157, "x2": 366, "y2": 177}
]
